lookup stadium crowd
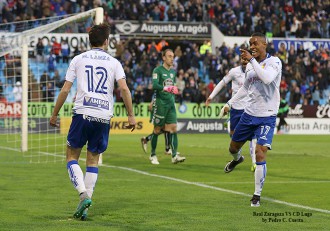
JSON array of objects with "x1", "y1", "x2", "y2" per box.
[
  {"x1": 1, "y1": 0, "x2": 329, "y2": 38},
  {"x1": 0, "y1": 0, "x2": 329, "y2": 106}
]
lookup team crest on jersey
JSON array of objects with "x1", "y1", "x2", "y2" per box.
[
  {"x1": 170, "y1": 73, "x2": 174, "y2": 78},
  {"x1": 163, "y1": 78, "x2": 174, "y2": 86},
  {"x1": 261, "y1": 63, "x2": 266, "y2": 69},
  {"x1": 83, "y1": 96, "x2": 109, "y2": 110},
  {"x1": 153, "y1": 73, "x2": 158, "y2": 79}
]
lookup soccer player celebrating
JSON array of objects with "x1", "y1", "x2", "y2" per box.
[
  {"x1": 220, "y1": 33, "x2": 282, "y2": 207},
  {"x1": 205, "y1": 52, "x2": 257, "y2": 172},
  {"x1": 148, "y1": 49, "x2": 185, "y2": 165},
  {"x1": 49, "y1": 23, "x2": 136, "y2": 219}
]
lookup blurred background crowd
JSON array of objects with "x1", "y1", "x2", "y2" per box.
[
  {"x1": 1, "y1": 0, "x2": 329, "y2": 38},
  {"x1": 0, "y1": 0, "x2": 329, "y2": 106}
]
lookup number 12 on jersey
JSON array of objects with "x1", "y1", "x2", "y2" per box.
[{"x1": 85, "y1": 65, "x2": 108, "y2": 94}]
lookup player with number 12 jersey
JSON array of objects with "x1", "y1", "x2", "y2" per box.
[{"x1": 66, "y1": 48, "x2": 125, "y2": 120}]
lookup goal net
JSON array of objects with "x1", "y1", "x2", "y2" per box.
[{"x1": 0, "y1": 8, "x2": 104, "y2": 163}]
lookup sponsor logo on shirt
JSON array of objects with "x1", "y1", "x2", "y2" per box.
[
  {"x1": 248, "y1": 76, "x2": 262, "y2": 84},
  {"x1": 83, "y1": 97, "x2": 109, "y2": 110},
  {"x1": 164, "y1": 78, "x2": 174, "y2": 86}
]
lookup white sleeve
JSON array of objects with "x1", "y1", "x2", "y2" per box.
[
  {"x1": 209, "y1": 80, "x2": 226, "y2": 99},
  {"x1": 250, "y1": 58, "x2": 281, "y2": 85},
  {"x1": 115, "y1": 60, "x2": 126, "y2": 81},
  {"x1": 209, "y1": 69, "x2": 235, "y2": 99},
  {"x1": 65, "y1": 57, "x2": 77, "y2": 83}
]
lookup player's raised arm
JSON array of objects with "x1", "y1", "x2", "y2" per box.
[
  {"x1": 240, "y1": 41, "x2": 281, "y2": 85},
  {"x1": 249, "y1": 57, "x2": 281, "y2": 85},
  {"x1": 205, "y1": 80, "x2": 226, "y2": 106}
]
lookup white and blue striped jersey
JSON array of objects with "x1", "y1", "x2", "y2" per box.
[
  {"x1": 228, "y1": 54, "x2": 282, "y2": 117},
  {"x1": 66, "y1": 48, "x2": 125, "y2": 120},
  {"x1": 222, "y1": 66, "x2": 248, "y2": 110}
]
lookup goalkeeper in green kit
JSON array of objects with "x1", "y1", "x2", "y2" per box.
[{"x1": 148, "y1": 49, "x2": 186, "y2": 165}]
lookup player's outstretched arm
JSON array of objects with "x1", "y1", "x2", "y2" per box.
[
  {"x1": 117, "y1": 78, "x2": 136, "y2": 131},
  {"x1": 50, "y1": 81, "x2": 73, "y2": 127},
  {"x1": 206, "y1": 80, "x2": 226, "y2": 106},
  {"x1": 205, "y1": 97, "x2": 212, "y2": 106},
  {"x1": 240, "y1": 49, "x2": 281, "y2": 85}
]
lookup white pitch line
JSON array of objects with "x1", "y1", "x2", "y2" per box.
[
  {"x1": 102, "y1": 164, "x2": 330, "y2": 215},
  {"x1": 200, "y1": 181, "x2": 330, "y2": 184},
  {"x1": 1, "y1": 146, "x2": 330, "y2": 214}
]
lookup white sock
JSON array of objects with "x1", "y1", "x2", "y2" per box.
[
  {"x1": 67, "y1": 160, "x2": 86, "y2": 194},
  {"x1": 231, "y1": 149, "x2": 242, "y2": 161},
  {"x1": 249, "y1": 139, "x2": 257, "y2": 165},
  {"x1": 254, "y1": 162, "x2": 267, "y2": 196},
  {"x1": 84, "y1": 166, "x2": 99, "y2": 199}
]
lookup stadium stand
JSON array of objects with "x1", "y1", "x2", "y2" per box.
[{"x1": 0, "y1": 0, "x2": 329, "y2": 106}]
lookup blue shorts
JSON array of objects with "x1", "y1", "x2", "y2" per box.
[
  {"x1": 230, "y1": 108, "x2": 244, "y2": 132},
  {"x1": 232, "y1": 112, "x2": 276, "y2": 149},
  {"x1": 67, "y1": 114, "x2": 110, "y2": 154}
]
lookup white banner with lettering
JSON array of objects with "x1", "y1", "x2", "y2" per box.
[{"x1": 277, "y1": 118, "x2": 330, "y2": 134}]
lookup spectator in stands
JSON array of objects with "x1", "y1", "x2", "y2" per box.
[
  {"x1": 72, "y1": 45, "x2": 81, "y2": 57},
  {"x1": 309, "y1": 15, "x2": 321, "y2": 38},
  {"x1": 42, "y1": 0, "x2": 52, "y2": 17},
  {"x1": 2, "y1": 0, "x2": 330, "y2": 107},
  {"x1": 45, "y1": 82, "x2": 55, "y2": 102},
  {"x1": 57, "y1": 6, "x2": 67, "y2": 16},
  {"x1": 315, "y1": 72, "x2": 328, "y2": 93},
  {"x1": 4, "y1": 55, "x2": 18, "y2": 84},
  {"x1": 290, "y1": 83, "x2": 302, "y2": 105},
  {"x1": 40, "y1": 70, "x2": 50, "y2": 93},
  {"x1": 176, "y1": 70, "x2": 185, "y2": 92},
  {"x1": 287, "y1": 45, "x2": 297, "y2": 66},
  {"x1": 304, "y1": 88, "x2": 313, "y2": 105},
  {"x1": 199, "y1": 40, "x2": 212, "y2": 56},
  {"x1": 61, "y1": 40, "x2": 70, "y2": 63},
  {"x1": 52, "y1": 38, "x2": 61, "y2": 63},
  {"x1": 133, "y1": 84, "x2": 145, "y2": 104},
  {"x1": 53, "y1": 70, "x2": 64, "y2": 88},
  {"x1": 290, "y1": 16, "x2": 301, "y2": 37},
  {"x1": 47, "y1": 51, "x2": 57, "y2": 73},
  {"x1": 167, "y1": 4, "x2": 177, "y2": 21},
  {"x1": 277, "y1": 43, "x2": 287, "y2": 63},
  {"x1": 147, "y1": 41, "x2": 158, "y2": 55},
  {"x1": 43, "y1": 41, "x2": 52, "y2": 61},
  {"x1": 2, "y1": 0, "x2": 330, "y2": 41},
  {"x1": 182, "y1": 82, "x2": 195, "y2": 102},
  {"x1": 156, "y1": 40, "x2": 169, "y2": 53},
  {"x1": 0, "y1": 0, "x2": 7, "y2": 15},
  {"x1": 1, "y1": 5, "x2": 14, "y2": 24},
  {"x1": 36, "y1": 38, "x2": 44, "y2": 62},
  {"x1": 144, "y1": 82, "x2": 154, "y2": 103}
]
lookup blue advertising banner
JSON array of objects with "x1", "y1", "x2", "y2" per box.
[{"x1": 272, "y1": 38, "x2": 330, "y2": 52}]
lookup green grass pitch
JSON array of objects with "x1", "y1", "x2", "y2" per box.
[{"x1": 0, "y1": 134, "x2": 329, "y2": 230}]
